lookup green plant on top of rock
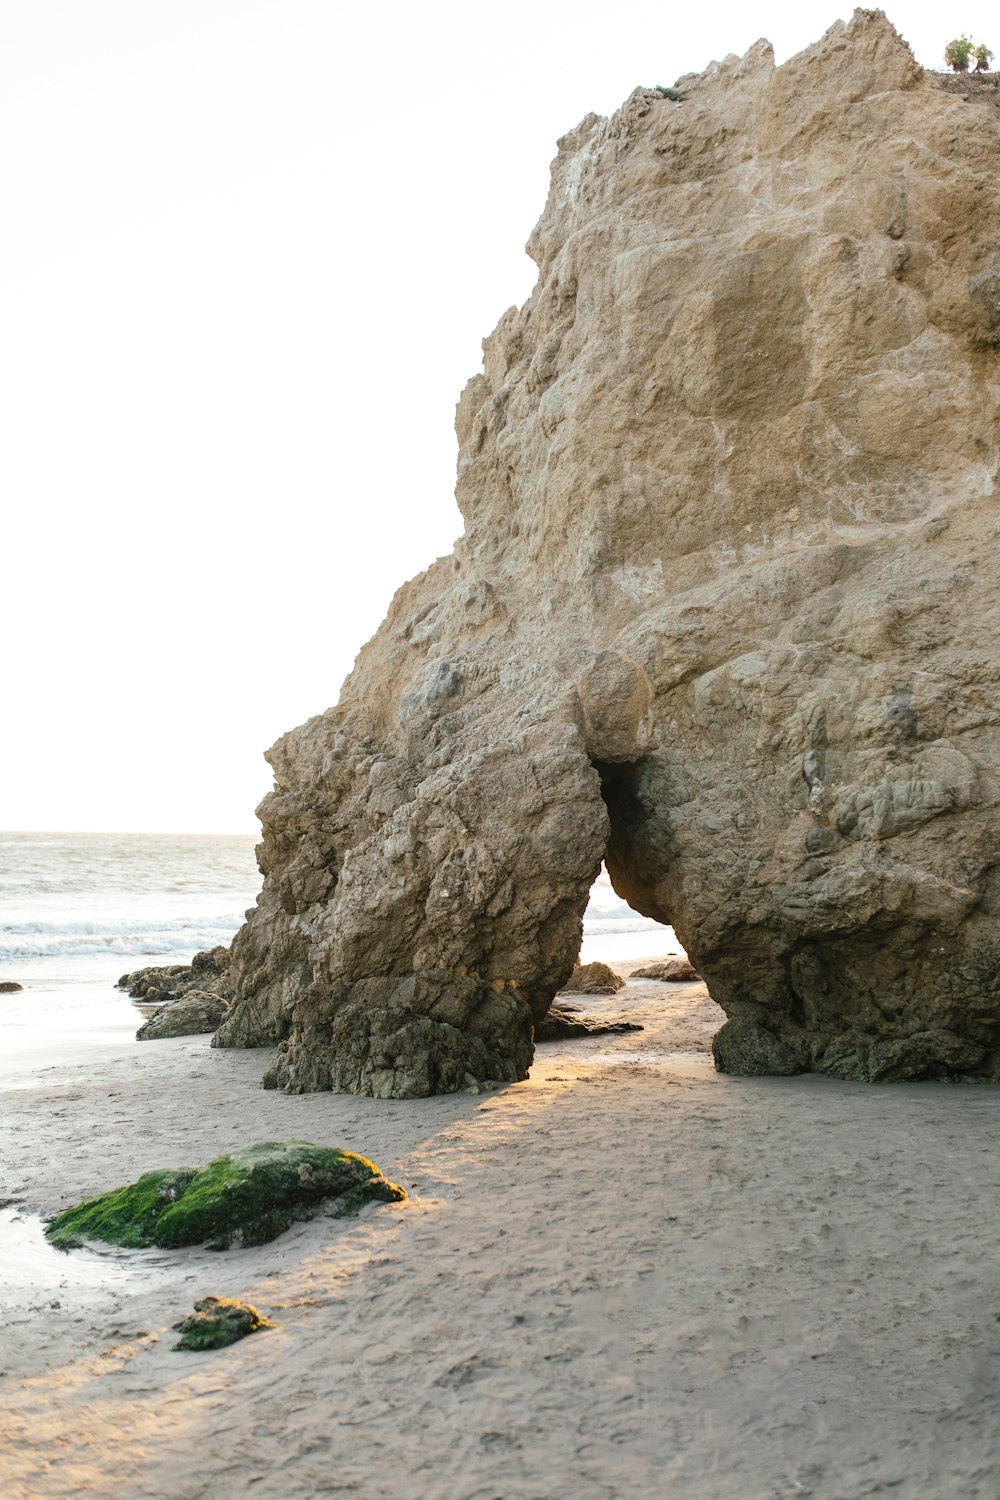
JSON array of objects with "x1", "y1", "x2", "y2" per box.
[
  {"x1": 45, "y1": 1141, "x2": 406, "y2": 1252},
  {"x1": 174, "y1": 1295, "x2": 271, "y2": 1351},
  {"x1": 974, "y1": 42, "x2": 994, "y2": 71},
  {"x1": 945, "y1": 35, "x2": 974, "y2": 70}
]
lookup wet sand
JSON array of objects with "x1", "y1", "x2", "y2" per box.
[{"x1": 2, "y1": 966, "x2": 1000, "y2": 1498}]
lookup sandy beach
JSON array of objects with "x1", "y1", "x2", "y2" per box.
[{"x1": 2, "y1": 965, "x2": 999, "y2": 1500}]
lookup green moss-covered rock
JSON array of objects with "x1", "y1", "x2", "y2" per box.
[
  {"x1": 46, "y1": 1141, "x2": 406, "y2": 1251},
  {"x1": 45, "y1": 1168, "x2": 198, "y2": 1250},
  {"x1": 174, "y1": 1295, "x2": 271, "y2": 1351}
]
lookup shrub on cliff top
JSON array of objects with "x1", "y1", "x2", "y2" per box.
[
  {"x1": 46, "y1": 1140, "x2": 406, "y2": 1251},
  {"x1": 944, "y1": 36, "x2": 992, "y2": 72}
]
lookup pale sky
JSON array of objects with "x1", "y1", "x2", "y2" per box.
[{"x1": 1, "y1": 1, "x2": 991, "y2": 832}]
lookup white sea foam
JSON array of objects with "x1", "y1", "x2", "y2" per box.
[
  {"x1": 0, "y1": 917, "x2": 245, "y2": 960},
  {"x1": 581, "y1": 916, "x2": 662, "y2": 936},
  {"x1": 0, "y1": 835, "x2": 668, "y2": 967},
  {"x1": 0, "y1": 832, "x2": 259, "y2": 967}
]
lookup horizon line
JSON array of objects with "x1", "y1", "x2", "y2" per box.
[{"x1": 0, "y1": 827, "x2": 260, "y2": 839}]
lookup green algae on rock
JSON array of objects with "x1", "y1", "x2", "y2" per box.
[
  {"x1": 45, "y1": 1141, "x2": 406, "y2": 1251},
  {"x1": 174, "y1": 1295, "x2": 272, "y2": 1351}
]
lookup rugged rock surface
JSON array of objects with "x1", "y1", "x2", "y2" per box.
[
  {"x1": 561, "y1": 962, "x2": 626, "y2": 994},
  {"x1": 119, "y1": 948, "x2": 235, "y2": 1008},
  {"x1": 215, "y1": 12, "x2": 1000, "y2": 1092},
  {"x1": 534, "y1": 1003, "x2": 642, "y2": 1042},
  {"x1": 632, "y1": 958, "x2": 700, "y2": 982},
  {"x1": 136, "y1": 990, "x2": 230, "y2": 1041}
]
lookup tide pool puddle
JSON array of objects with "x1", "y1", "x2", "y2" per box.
[{"x1": 0, "y1": 1205, "x2": 184, "y2": 1300}]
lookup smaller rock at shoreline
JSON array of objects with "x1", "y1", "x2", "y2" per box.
[
  {"x1": 45, "y1": 1140, "x2": 407, "y2": 1251},
  {"x1": 631, "y1": 957, "x2": 700, "y2": 982},
  {"x1": 535, "y1": 1004, "x2": 642, "y2": 1042},
  {"x1": 561, "y1": 962, "x2": 625, "y2": 995},
  {"x1": 119, "y1": 945, "x2": 234, "y2": 1016},
  {"x1": 136, "y1": 991, "x2": 230, "y2": 1041},
  {"x1": 0, "y1": 980, "x2": 24, "y2": 993},
  {"x1": 174, "y1": 1296, "x2": 272, "y2": 1352}
]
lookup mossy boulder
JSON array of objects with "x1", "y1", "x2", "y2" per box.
[
  {"x1": 174, "y1": 1295, "x2": 271, "y2": 1351},
  {"x1": 45, "y1": 1141, "x2": 406, "y2": 1251}
]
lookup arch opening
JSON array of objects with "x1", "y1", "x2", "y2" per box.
[
  {"x1": 591, "y1": 758, "x2": 673, "y2": 935},
  {"x1": 543, "y1": 755, "x2": 726, "y2": 1057}
]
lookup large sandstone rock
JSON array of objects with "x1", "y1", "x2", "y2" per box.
[{"x1": 215, "y1": 12, "x2": 1000, "y2": 1093}]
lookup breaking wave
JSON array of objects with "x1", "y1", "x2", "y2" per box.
[
  {"x1": 582, "y1": 915, "x2": 662, "y2": 935},
  {"x1": 0, "y1": 914, "x2": 245, "y2": 960}
]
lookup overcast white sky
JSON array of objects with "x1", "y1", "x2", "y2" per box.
[{"x1": 1, "y1": 1, "x2": 991, "y2": 832}]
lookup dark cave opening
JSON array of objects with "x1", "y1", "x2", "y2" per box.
[{"x1": 590, "y1": 757, "x2": 673, "y2": 932}]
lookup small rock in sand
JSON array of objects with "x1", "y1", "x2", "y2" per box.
[
  {"x1": 174, "y1": 1296, "x2": 272, "y2": 1352},
  {"x1": 561, "y1": 962, "x2": 625, "y2": 994},
  {"x1": 0, "y1": 981, "x2": 24, "y2": 992},
  {"x1": 136, "y1": 991, "x2": 230, "y2": 1040},
  {"x1": 535, "y1": 1005, "x2": 642, "y2": 1042},
  {"x1": 631, "y1": 957, "x2": 700, "y2": 982}
]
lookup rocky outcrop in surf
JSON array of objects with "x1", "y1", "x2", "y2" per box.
[
  {"x1": 121, "y1": 947, "x2": 234, "y2": 1039},
  {"x1": 213, "y1": 11, "x2": 1000, "y2": 1093}
]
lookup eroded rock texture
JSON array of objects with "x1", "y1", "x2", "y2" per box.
[
  {"x1": 632, "y1": 959, "x2": 700, "y2": 983},
  {"x1": 562, "y1": 962, "x2": 626, "y2": 994},
  {"x1": 136, "y1": 991, "x2": 230, "y2": 1041},
  {"x1": 216, "y1": 11, "x2": 1000, "y2": 1092}
]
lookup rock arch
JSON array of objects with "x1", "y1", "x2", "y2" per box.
[
  {"x1": 217, "y1": 669, "x2": 613, "y2": 1096},
  {"x1": 214, "y1": 13, "x2": 1000, "y2": 1091}
]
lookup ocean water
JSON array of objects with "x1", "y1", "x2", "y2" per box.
[
  {"x1": 0, "y1": 831, "x2": 260, "y2": 963},
  {"x1": 578, "y1": 869, "x2": 680, "y2": 967},
  {"x1": 0, "y1": 832, "x2": 260, "y2": 1087},
  {"x1": 0, "y1": 832, "x2": 676, "y2": 1085}
]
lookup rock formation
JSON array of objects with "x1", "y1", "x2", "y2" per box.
[
  {"x1": 534, "y1": 1002, "x2": 642, "y2": 1042},
  {"x1": 632, "y1": 958, "x2": 700, "y2": 982},
  {"x1": 45, "y1": 1142, "x2": 406, "y2": 1251},
  {"x1": 136, "y1": 990, "x2": 230, "y2": 1041},
  {"x1": 119, "y1": 946, "x2": 233, "y2": 1001},
  {"x1": 214, "y1": 11, "x2": 1000, "y2": 1093},
  {"x1": 561, "y1": 962, "x2": 626, "y2": 994},
  {"x1": 120, "y1": 948, "x2": 235, "y2": 1039}
]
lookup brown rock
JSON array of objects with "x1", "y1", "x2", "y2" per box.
[
  {"x1": 631, "y1": 959, "x2": 700, "y2": 983},
  {"x1": 534, "y1": 1004, "x2": 642, "y2": 1042},
  {"x1": 120, "y1": 947, "x2": 234, "y2": 1007},
  {"x1": 214, "y1": 13, "x2": 1000, "y2": 1092},
  {"x1": 561, "y1": 962, "x2": 626, "y2": 995},
  {"x1": 136, "y1": 991, "x2": 230, "y2": 1041},
  {"x1": 0, "y1": 981, "x2": 24, "y2": 993}
]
